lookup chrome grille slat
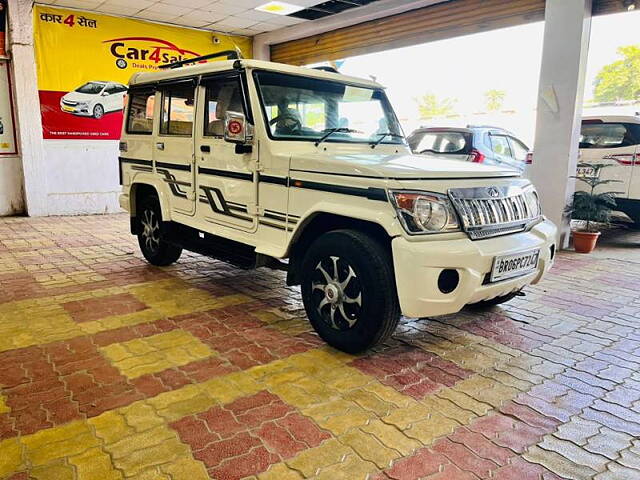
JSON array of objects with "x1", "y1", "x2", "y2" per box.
[{"x1": 448, "y1": 186, "x2": 541, "y2": 240}]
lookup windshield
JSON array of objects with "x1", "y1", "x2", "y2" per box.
[
  {"x1": 254, "y1": 71, "x2": 404, "y2": 144},
  {"x1": 75, "y1": 82, "x2": 105, "y2": 94}
]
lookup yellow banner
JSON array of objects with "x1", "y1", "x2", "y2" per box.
[
  {"x1": 33, "y1": 5, "x2": 252, "y2": 139},
  {"x1": 33, "y1": 5, "x2": 252, "y2": 92}
]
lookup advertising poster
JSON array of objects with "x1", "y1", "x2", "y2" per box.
[
  {"x1": 33, "y1": 5, "x2": 252, "y2": 140},
  {"x1": 0, "y1": 62, "x2": 17, "y2": 155}
]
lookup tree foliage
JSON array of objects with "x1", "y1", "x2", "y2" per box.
[
  {"x1": 593, "y1": 45, "x2": 640, "y2": 102},
  {"x1": 415, "y1": 93, "x2": 457, "y2": 119},
  {"x1": 484, "y1": 89, "x2": 506, "y2": 111}
]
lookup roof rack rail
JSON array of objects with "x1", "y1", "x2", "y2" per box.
[
  {"x1": 159, "y1": 50, "x2": 242, "y2": 70},
  {"x1": 312, "y1": 66, "x2": 339, "y2": 73}
]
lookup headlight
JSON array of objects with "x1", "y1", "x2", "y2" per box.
[
  {"x1": 523, "y1": 187, "x2": 541, "y2": 218},
  {"x1": 389, "y1": 190, "x2": 460, "y2": 234},
  {"x1": 76, "y1": 102, "x2": 88, "y2": 108}
]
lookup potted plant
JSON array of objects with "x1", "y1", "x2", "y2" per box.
[{"x1": 566, "y1": 163, "x2": 620, "y2": 253}]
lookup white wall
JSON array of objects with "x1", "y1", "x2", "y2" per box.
[
  {"x1": 44, "y1": 140, "x2": 121, "y2": 215},
  {"x1": 0, "y1": 157, "x2": 24, "y2": 215}
]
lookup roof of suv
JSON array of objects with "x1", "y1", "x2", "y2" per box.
[
  {"x1": 582, "y1": 114, "x2": 640, "y2": 124},
  {"x1": 128, "y1": 59, "x2": 384, "y2": 90},
  {"x1": 410, "y1": 125, "x2": 516, "y2": 136}
]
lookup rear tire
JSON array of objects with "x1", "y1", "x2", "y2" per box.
[
  {"x1": 137, "y1": 195, "x2": 182, "y2": 266},
  {"x1": 300, "y1": 230, "x2": 400, "y2": 353},
  {"x1": 469, "y1": 290, "x2": 520, "y2": 309}
]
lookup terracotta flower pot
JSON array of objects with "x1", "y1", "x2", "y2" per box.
[{"x1": 573, "y1": 230, "x2": 600, "y2": 254}]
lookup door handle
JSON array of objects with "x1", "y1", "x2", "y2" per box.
[
  {"x1": 156, "y1": 142, "x2": 164, "y2": 151},
  {"x1": 200, "y1": 145, "x2": 211, "y2": 153}
]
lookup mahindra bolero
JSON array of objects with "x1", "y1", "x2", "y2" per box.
[{"x1": 118, "y1": 53, "x2": 557, "y2": 353}]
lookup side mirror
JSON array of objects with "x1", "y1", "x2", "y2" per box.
[
  {"x1": 224, "y1": 111, "x2": 248, "y2": 144},
  {"x1": 102, "y1": 91, "x2": 110, "y2": 96}
]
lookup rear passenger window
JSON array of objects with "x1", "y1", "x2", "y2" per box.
[
  {"x1": 203, "y1": 77, "x2": 244, "y2": 137},
  {"x1": 490, "y1": 135, "x2": 512, "y2": 157},
  {"x1": 126, "y1": 90, "x2": 155, "y2": 134},
  {"x1": 160, "y1": 84, "x2": 195, "y2": 136},
  {"x1": 579, "y1": 123, "x2": 638, "y2": 149}
]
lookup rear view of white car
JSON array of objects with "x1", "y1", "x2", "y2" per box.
[
  {"x1": 578, "y1": 115, "x2": 640, "y2": 226},
  {"x1": 60, "y1": 81, "x2": 128, "y2": 119}
]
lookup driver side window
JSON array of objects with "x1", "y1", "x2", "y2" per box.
[{"x1": 203, "y1": 76, "x2": 244, "y2": 137}]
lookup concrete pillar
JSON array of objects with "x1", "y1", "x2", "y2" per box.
[
  {"x1": 530, "y1": 0, "x2": 592, "y2": 248},
  {"x1": 7, "y1": 0, "x2": 48, "y2": 216}
]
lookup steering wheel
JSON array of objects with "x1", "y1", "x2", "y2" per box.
[{"x1": 269, "y1": 112, "x2": 302, "y2": 134}]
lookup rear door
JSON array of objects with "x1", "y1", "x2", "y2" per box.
[
  {"x1": 488, "y1": 133, "x2": 521, "y2": 171},
  {"x1": 154, "y1": 79, "x2": 197, "y2": 216},
  {"x1": 578, "y1": 121, "x2": 637, "y2": 197},
  {"x1": 506, "y1": 136, "x2": 529, "y2": 173}
]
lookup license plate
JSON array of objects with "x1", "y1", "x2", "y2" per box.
[
  {"x1": 62, "y1": 106, "x2": 75, "y2": 112},
  {"x1": 576, "y1": 166, "x2": 597, "y2": 178},
  {"x1": 490, "y1": 249, "x2": 540, "y2": 282}
]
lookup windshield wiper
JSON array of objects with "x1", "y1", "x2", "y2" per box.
[
  {"x1": 370, "y1": 132, "x2": 404, "y2": 149},
  {"x1": 315, "y1": 128, "x2": 362, "y2": 147}
]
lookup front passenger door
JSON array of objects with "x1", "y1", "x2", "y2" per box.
[{"x1": 195, "y1": 74, "x2": 258, "y2": 231}]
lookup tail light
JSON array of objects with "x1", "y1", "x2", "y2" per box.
[
  {"x1": 604, "y1": 153, "x2": 636, "y2": 165},
  {"x1": 525, "y1": 152, "x2": 533, "y2": 164},
  {"x1": 470, "y1": 149, "x2": 485, "y2": 163}
]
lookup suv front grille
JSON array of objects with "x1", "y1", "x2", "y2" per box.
[{"x1": 448, "y1": 186, "x2": 541, "y2": 240}]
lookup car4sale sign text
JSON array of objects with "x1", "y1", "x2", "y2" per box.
[{"x1": 33, "y1": 5, "x2": 251, "y2": 140}]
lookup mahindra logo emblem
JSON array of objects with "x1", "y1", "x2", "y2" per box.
[{"x1": 487, "y1": 187, "x2": 500, "y2": 198}]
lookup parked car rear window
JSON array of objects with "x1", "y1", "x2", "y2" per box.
[
  {"x1": 126, "y1": 90, "x2": 155, "y2": 135},
  {"x1": 410, "y1": 131, "x2": 470, "y2": 154},
  {"x1": 580, "y1": 122, "x2": 640, "y2": 149}
]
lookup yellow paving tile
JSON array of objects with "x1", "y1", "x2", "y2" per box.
[
  {"x1": 99, "y1": 330, "x2": 214, "y2": 379},
  {"x1": 286, "y1": 438, "x2": 353, "y2": 477},
  {"x1": 315, "y1": 454, "x2": 378, "y2": 480},
  {"x1": 339, "y1": 429, "x2": 401, "y2": 469},
  {"x1": 0, "y1": 438, "x2": 24, "y2": 477}
]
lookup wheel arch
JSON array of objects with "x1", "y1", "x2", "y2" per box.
[
  {"x1": 129, "y1": 179, "x2": 173, "y2": 234},
  {"x1": 286, "y1": 210, "x2": 396, "y2": 286}
]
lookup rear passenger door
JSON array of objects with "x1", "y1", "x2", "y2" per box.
[
  {"x1": 155, "y1": 80, "x2": 197, "y2": 216},
  {"x1": 194, "y1": 73, "x2": 258, "y2": 231},
  {"x1": 121, "y1": 87, "x2": 156, "y2": 182},
  {"x1": 488, "y1": 133, "x2": 520, "y2": 171},
  {"x1": 507, "y1": 136, "x2": 529, "y2": 173}
]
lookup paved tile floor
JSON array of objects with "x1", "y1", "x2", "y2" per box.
[{"x1": 0, "y1": 214, "x2": 639, "y2": 480}]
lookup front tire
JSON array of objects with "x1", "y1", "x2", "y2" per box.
[
  {"x1": 137, "y1": 195, "x2": 182, "y2": 266},
  {"x1": 300, "y1": 230, "x2": 400, "y2": 353},
  {"x1": 93, "y1": 104, "x2": 104, "y2": 119}
]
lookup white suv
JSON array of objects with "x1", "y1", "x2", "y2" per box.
[
  {"x1": 118, "y1": 54, "x2": 557, "y2": 353},
  {"x1": 578, "y1": 115, "x2": 640, "y2": 225},
  {"x1": 60, "y1": 81, "x2": 128, "y2": 119}
]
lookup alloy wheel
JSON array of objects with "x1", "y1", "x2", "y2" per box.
[
  {"x1": 140, "y1": 209, "x2": 160, "y2": 254},
  {"x1": 311, "y1": 255, "x2": 362, "y2": 331}
]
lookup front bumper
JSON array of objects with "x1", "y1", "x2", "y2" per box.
[
  {"x1": 60, "y1": 104, "x2": 91, "y2": 116},
  {"x1": 392, "y1": 219, "x2": 557, "y2": 317}
]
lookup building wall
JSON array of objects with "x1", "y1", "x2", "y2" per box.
[
  {"x1": 3, "y1": 0, "x2": 250, "y2": 217},
  {"x1": 0, "y1": 157, "x2": 23, "y2": 215}
]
